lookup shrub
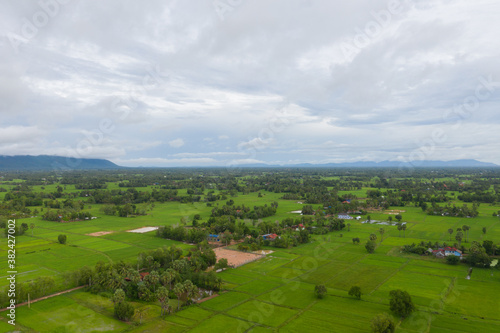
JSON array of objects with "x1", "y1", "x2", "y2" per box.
[
  {"x1": 446, "y1": 255, "x2": 460, "y2": 265},
  {"x1": 114, "y1": 301, "x2": 135, "y2": 321},
  {"x1": 348, "y1": 286, "x2": 362, "y2": 299},
  {"x1": 58, "y1": 234, "x2": 67, "y2": 244},
  {"x1": 314, "y1": 284, "x2": 327, "y2": 299}
]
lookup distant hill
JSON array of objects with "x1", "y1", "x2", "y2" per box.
[
  {"x1": 0, "y1": 155, "x2": 122, "y2": 171},
  {"x1": 237, "y1": 159, "x2": 499, "y2": 168}
]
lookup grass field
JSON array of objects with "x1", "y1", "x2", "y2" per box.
[{"x1": 2, "y1": 182, "x2": 500, "y2": 332}]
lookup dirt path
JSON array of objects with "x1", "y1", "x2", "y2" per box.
[{"x1": 0, "y1": 285, "x2": 86, "y2": 312}]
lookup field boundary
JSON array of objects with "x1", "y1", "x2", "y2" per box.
[{"x1": 0, "y1": 285, "x2": 86, "y2": 312}]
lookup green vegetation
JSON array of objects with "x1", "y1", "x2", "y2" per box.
[
  {"x1": 348, "y1": 285, "x2": 362, "y2": 299},
  {"x1": 1, "y1": 168, "x2": 500, "y2": 332},
  {"x1": 371, "y1": 313, "x2": 396, "y2": 333},
  {"x1": 314, "y1": 284, "x2": 327, "y2": 299}
]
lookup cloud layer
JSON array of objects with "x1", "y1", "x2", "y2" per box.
[{"x1": 1, "y1": 0, "x2": 500, "y2": 166}]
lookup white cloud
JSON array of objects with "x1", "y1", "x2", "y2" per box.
[
  {"x1": 1, "y1": 0, "x2": 500, "y2": 165},
  {"x1": 168, "y1": 138, "x2": 185, "y2": 148}
]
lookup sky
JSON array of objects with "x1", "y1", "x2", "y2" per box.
[{"x1": 1, "y1": 0, "x2": 500, "y2": 167}]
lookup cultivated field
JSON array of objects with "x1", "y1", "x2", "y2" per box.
[{"x1": 1, "y1": 174, "x2": 500, "y2": 332}]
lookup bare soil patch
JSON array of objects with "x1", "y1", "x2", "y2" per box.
[
  {"x1": 126, "y1": 226, "x2": 159, "y2": 233},
  {"x1": 86, "y1": 231, "x2": 114, "y2": 237},
  {"x1": 214, "y1": 248, "x2": 264, "y2": 268}
]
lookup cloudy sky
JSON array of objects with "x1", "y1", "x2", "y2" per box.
[{"x1": 1, "y1": 0, "x2": 500, "y2": 167}]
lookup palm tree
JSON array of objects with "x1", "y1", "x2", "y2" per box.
[
  {"x1": 146, "y1": 270, "x2": 160, "y2": 292},
  {"x1": 183, "y1": 280, "x2": 198, "y2": 304},
  {"x1": 402, "y1": 224, "x2": 407, "y2": 238},
  {"x1": 156, "y1": 286, "x2": 170, "y2": 316},
  {"x1": 347, "y1": 223, "x2": 351, "y2": 232},
  {"x1": 448, "y1": 228, "x2": 453, "y2": 241},
  {"x1": 135, "y1": 306, "x2": 147, "y2": 323},
  {"x1": 160, "y1": 269, "x2": 176, "y2": 290},
  {"x1": 397, "y1": 224, "x2": 402, "y2": 237},
  {"x1": 379, "y1": 228, "x2": 385, "y2": 242},
  {"x1": 462, "y1": 225, "x2": 470, "y2": 243},
  {"x1": 173, "y1": 283, "x2": 184, "y2": 311},
  {"x1": 30, "y1": 223, "x2": 35, "y2": 236},
  {"x1": 455, "y1": 231, "x2": 464, "y2": 247}
]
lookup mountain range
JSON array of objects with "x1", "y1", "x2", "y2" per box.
[
  {"x1": 0, "y1": 156, "x2": 497, "y2": 170},
  {"x1": 0, "y1": 155, "x2": 121, "y2": 170},
  {"x1": 234, "y1": 159, "x2": 499, "y2": 168}
]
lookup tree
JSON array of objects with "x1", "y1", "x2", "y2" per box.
[
  {"x1": 352, "y1": 237, "x2": 360, "y2": 244},
  {"x1": 371, "y1": 313, "x2": 396, "y2": 333},
  {"x1": 465, "y1": 241, "x2": 491, "y2": 267},
  {"x1": 156, "y1": 286, "x2": 170, "y2": 316},
  {"x1": 114, "y1": 301, "x2": 134, "y2": 321},
  {"x1": 367, "y1": 215, "x2": 371, "y2": 222},
  {"x1": 370, "y1": 234, "x2": 377, "y2": 241},
  {"x1": 379, "y1": 228, "x2": 385, "y2": 242},
  {"x1": 389, "y1": 289, "x2": 415, "y2": 318},
  {"x1": 483, "y1": 227, "x2": 487, "y2": 234},
  {"x1": 215, "y1": 258, "x2": 229, "y2": 270},
  {"x1": 397, "y1": 224, "x2": 402, "y2": 237},
  {"x1": 183, "y1": 280, "x2": 198, "y2": 305},
  {"x1": 58, "y1": 234, "x2": 67, "y2": 244},
  {"x1": 455, "y1": 231, "x2": 463, "y2": 247},
  {"x1": 160, "y1": 269, "x2": 177, "y2": 290},
  {"x1": 462, "y1": 225, "x2": 470, "y2": 243},
  {"x1": 173, "y1": 282, "x2": 184, "y2": 310},
  {"x1": 388, "y1": 216, "x2": 393, "y2": 223},
  {"x1": 30, "y1": 223, "x2": 35, "y2": 236},
  {"x1": 145, "y1": 270, "x2": 160, "y2": 292},
  {"x1": 135, "y1": 307, "x2": 147, "y2": 324},
  {"x1": 395, "y1": 214, "x2": 402, "y2": 222},
  {"x1": 112, "y1": 288, "x2": 126, "y2": 305},
  {"x1": 448, "y1": 228, "x2": 453, "y2": 241},
  {"x1": 365, "y1": 240, "x2": 376, "y2": 253},
  {"x1": 446, "y1": 255, "x2": 460, "y2": 265},
  {"x1": 402, "y1": 224, "x2": 407, "y2": 238},
  {"x1": 347, "y1": 223, "x2": 351, "y2": 232},
  {"x1": 348, "y1": 286, "x2": 362, "y2": 299},
  {"x1": 314, "y1": 284, "x2": 327, "y2": 299}
]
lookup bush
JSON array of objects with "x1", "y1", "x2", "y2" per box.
[
  {"x1": 389, "y1": 289, "x2": 415, "y2": 318},
  {"x1": 348, "y1": 286, "x2": 362, "y2": 299},
  {"x1": 58, "y1": 234, "x2": 67, "y2": 244},
  {"x1": 114, "y1": 301, "x2": 135, "y2": 321},
  {"x1": 215, "y1": 258, "x2": 229, "y2": 270},
  {"x1": 371, "y1": 313, "x2": 396, "y2": 333},
  {"x1": 314, "y1": 284, "x2": 327, "y2": 299},
  {"x1": 365, "y1": 240, "x2": 376, "y2": 253},
  {"x1": 446, "y1": 255, "x2": 460, "y2": 265}
]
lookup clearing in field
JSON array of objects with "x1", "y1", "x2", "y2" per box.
[
  {"x1": 214, "y1": 248, "x2": 264, "y2": 267},
  {"x1": 86, "y1": 231, "x2": 114, "y2": 237},
  {"x1": 126, "y1": 226, "x2": 159, "y2": 233}
]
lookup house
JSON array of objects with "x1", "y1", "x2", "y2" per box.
[
  {"x1": 262, "y1": 233, "x2": 278, "y2": 240},
  {"x1": 337, "y1": 214, "x2": 353, "y2": 220},
  {"x1": 356, "y1": 216, "x2": 362, "y2": 221},
  {"x1": 444, "y1": 247, "x2": 462, "y2": 257},
  {"x1": 431, "y1": 247, "x2": 461, "y2": 258},
  {"x1": 431, "y1": 249, "x2": 445, "y2": 258},
  {"x1": 208, "y1": 234, "x2": 220, "y2": 242}
]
